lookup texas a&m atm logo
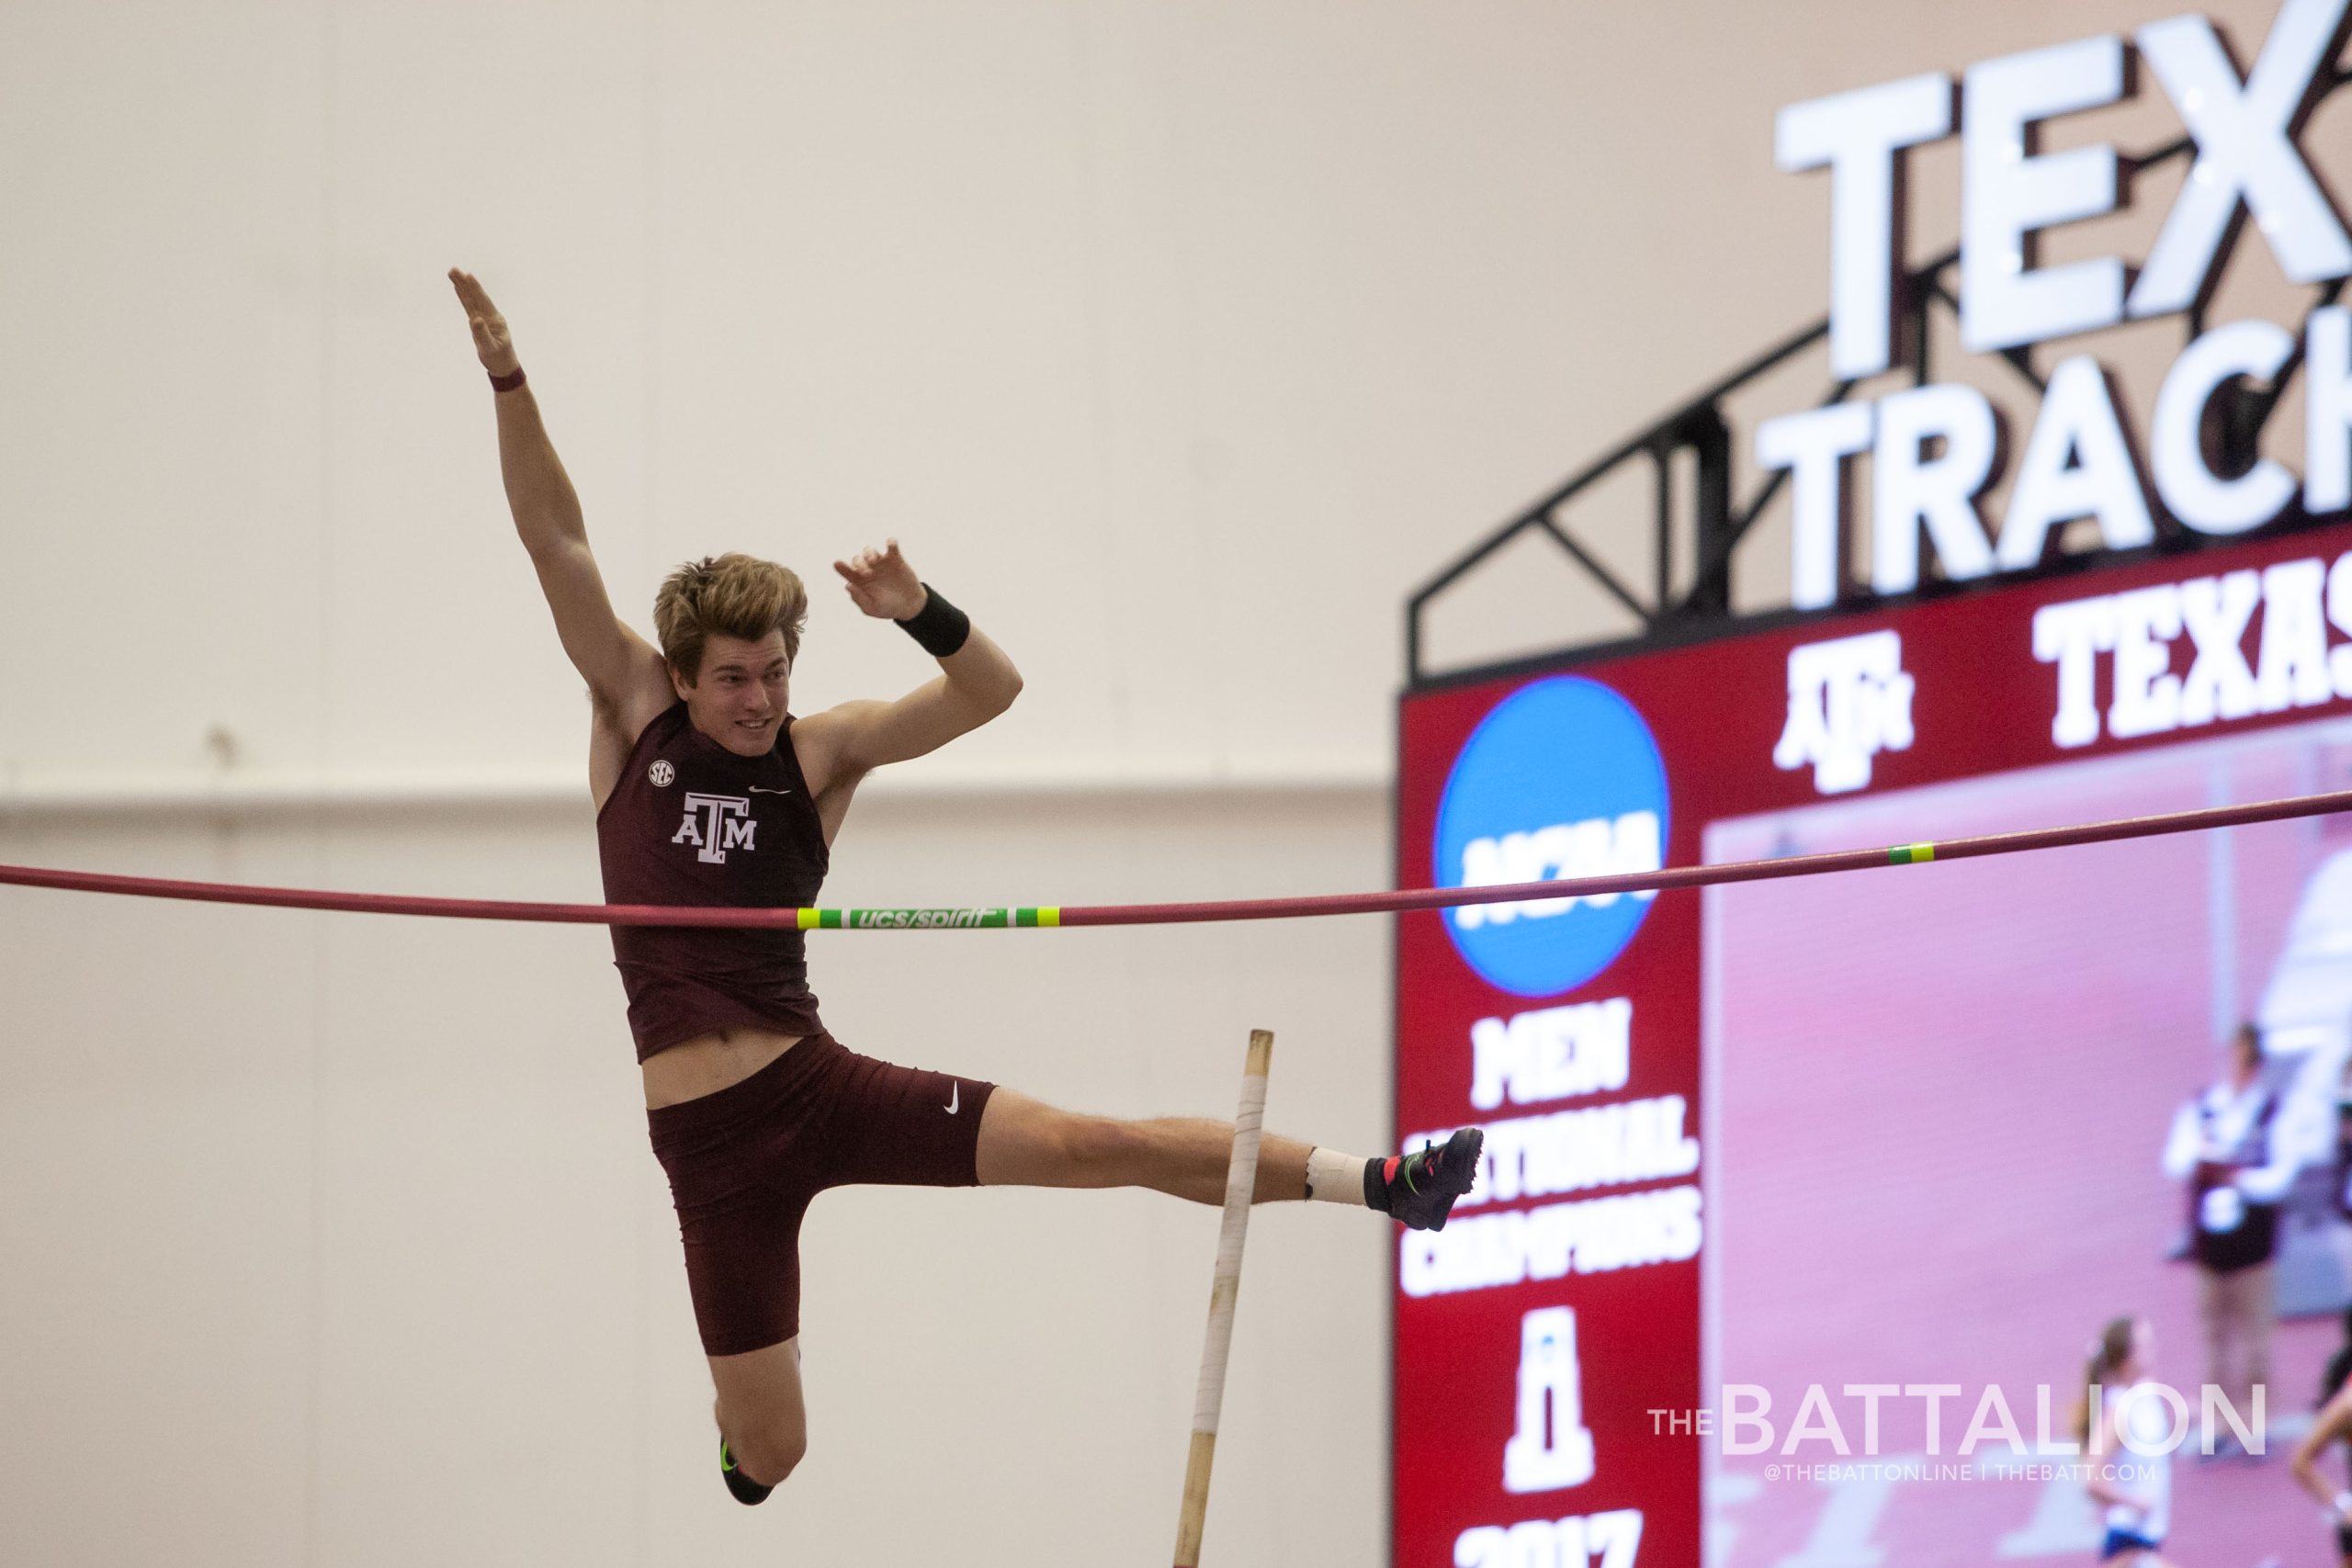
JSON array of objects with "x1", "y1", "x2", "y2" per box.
[
  {"x1": 672, "y1": 793, "x2": 757, "y2": 864},
  {"x1": 1773, "y1": 629, "x2": 1916, "y2": 795}
]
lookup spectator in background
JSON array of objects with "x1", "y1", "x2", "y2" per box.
[
  {"x1": 2335, "y1": 1066, "x2": 2352, "y2": 1219},
  {"x1": 2080, "y1": 1317, "x2": 2173, "y2": 1565},
  {"x1": 2163, "y1": 1022, "x2": 2290, "y2": 1457}
]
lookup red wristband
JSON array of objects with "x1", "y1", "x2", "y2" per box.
[{"x1": 489, "y1": 367, "x2": 526, "y2": 393}]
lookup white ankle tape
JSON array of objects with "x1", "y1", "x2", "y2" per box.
[{"x1": 1305, "y1": 1147, "x2": 1369, "y2": 1206}]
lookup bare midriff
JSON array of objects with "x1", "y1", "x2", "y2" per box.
[{"x1": 641, "y1": 1026, "x2": 806, "y2": 1110}]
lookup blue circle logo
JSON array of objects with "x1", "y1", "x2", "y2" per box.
[{"x1": 1433, "y1": 676, "x2": 1668, "y2": 997}]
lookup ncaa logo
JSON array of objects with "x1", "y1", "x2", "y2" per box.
[
  {"x1": 1433, "y1": 676, "x2": 1668, "y2": 998},
  {"x1": 649, "y1": 761, "x2": 676, "y2": 787}
]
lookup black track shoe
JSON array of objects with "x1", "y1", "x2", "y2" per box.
[
  {"x1": 720, "y1": 1438, "x2": 775, "y2": 1506},
  {"x1": 1374, "y1": 1128, "x2": 1485, "y2": 1232}
]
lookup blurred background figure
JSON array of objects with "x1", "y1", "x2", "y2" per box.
[
  {"x1": 2165, "y1": 1024, "x2": 2291, "y2": 1455},
  {"x1": 2080, "y1": 1316, "x2": 2176, "y2": 1568}
]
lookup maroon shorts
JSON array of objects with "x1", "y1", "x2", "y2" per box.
[{"x1": 646, "y1": 1032, "x2": 997, "y2": 1356}]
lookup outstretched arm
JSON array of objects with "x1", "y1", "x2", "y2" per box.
[
  {"x1": 2292, "y1": 1388, "x2": 2352, "y2": 1519},
  {"x1": 448, "y1": 267, "x2": 666, "y2": 720},
  {"x1": 797, "y1": 541, "x2": 1022, "y2": 788}
]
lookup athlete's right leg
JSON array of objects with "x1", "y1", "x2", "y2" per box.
[
  {"x1": 645, "y1": 1043, "x2": 843, "y2": 1505},
  {"x1": 710, "y1": 1337, "x2": 807, "y2": 1496}
]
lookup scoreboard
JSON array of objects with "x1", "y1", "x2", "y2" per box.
[{"x1": 1393, "y1": 514, "x2": 2352, "y2": 1567}]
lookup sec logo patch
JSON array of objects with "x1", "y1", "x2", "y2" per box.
[{"x1": 649, "y1": 761, "x2": 675, "y2": 787}]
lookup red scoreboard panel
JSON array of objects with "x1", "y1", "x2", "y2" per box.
[{"x1": 1394, "y1": 515, "x2": 2352, "y2": 1568}]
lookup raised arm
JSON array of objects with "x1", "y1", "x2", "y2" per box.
[
  {"x1": 448, "y1": 268, "x2": 668, "y2": 725},
  {"x1": 794, "y1": 541, "x2": 1022, "y2": 793}
]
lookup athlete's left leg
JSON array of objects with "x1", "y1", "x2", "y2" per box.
[
  {"x1": 809, "y1": 1042, "x2": 1481, "y2": 1228},
  {"x1": 972, "y1": 1088, "x2": 1483, "y2": 1228},
  {"x1": 973, "y1": 1088, "x2": 1314, "y2": 1203}
]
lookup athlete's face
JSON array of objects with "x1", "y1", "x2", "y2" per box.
[
  {"x1": 2233, "y1": 1027, "x2": 2263, "y2": 1084},
  {"x1": 676, "y1": 630, "x2": 791, "y2": 756}
]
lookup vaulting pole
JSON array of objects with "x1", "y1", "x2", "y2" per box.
[{"x1": 1173, "y1": 1028, "x2": 1274, "y2": 1568}]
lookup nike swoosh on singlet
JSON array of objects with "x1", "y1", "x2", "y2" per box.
[
  {"x1": 747, "y1": 786, "x2": 792, "y2": 795},
  {"x1": 946, "y1": 1083, "x2": 960, "y2": 1114}
]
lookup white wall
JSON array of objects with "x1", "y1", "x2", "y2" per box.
[
  {"x1": 0, "y1": 1, "x2": 2333, "y2": 1563},
  {"x1": 0, "y1": 794, "x2": 1392, "y2": 1565}
]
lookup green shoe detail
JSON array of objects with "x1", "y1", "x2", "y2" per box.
[
  {"x1": 719, "y1": 1435, "x2": 775, "y2": 1505},
  {"x1": 1387, "y1": 1128, "x2": 1484, "y2": 1233}
]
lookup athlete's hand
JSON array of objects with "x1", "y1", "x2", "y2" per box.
[
  {"x1": 447, "y1": 267, "x2": 520, "y2": 378},
  {"x1": 833, "y1": 539, "x2": 927, "y2": 620}
]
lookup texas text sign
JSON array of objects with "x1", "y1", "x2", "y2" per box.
[{"x1": 1765, "y1": 0, "x2": 2352, "y2": 609}]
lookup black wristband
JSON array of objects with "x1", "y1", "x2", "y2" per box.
[
  {"x1": 896, "y1": 583, "x2": 971, "y2": 659},
  {"x1": 489, "y1": 367, "x2": 527, "y2": 393}
]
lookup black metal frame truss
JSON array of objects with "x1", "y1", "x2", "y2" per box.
[{"x1": 1404, "y1": 65, "x2": 2352, "y2": 689}]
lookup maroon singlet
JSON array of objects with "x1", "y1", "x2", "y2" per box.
[{"x1": 597, "y1": 702, "x2": 829, "y2": 1060}]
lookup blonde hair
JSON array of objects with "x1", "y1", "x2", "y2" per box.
[{"x1": 653, "y1": 554, "x2": 808, "y2": 682}]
